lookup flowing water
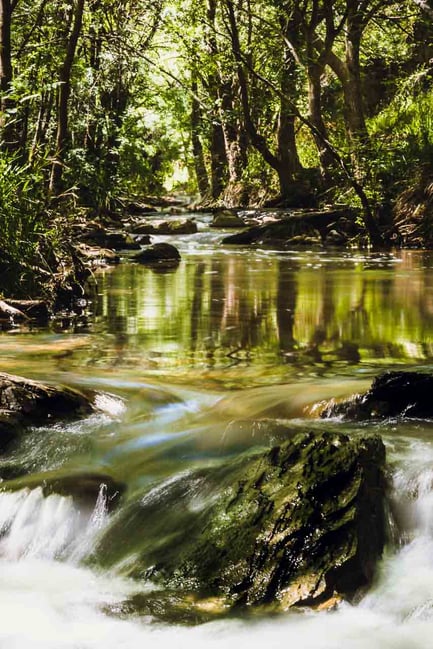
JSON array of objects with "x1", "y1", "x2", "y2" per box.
[{"x1": 3, "y1": 214, "x2": 433, "y2": 647}]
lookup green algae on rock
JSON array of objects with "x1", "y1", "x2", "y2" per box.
[{"x1": 95, "y1": 430, "x2": 386, "y2": 612}]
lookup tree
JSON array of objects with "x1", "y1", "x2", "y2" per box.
[{"x1": 49, "y1": 0, "x2": 85, "y2": 194}]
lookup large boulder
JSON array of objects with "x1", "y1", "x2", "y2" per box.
[
  {"x1": 96, "y1": 430, "x2": 386, "y2": 612},
  {"x1": 321, "y1": 371, "x2": 433, "y2": 420}
]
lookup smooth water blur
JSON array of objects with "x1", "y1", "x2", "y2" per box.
[{"x1": 3, "y1": 222, "x2": 433, "y2": 646}]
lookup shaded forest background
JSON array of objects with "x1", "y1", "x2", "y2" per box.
[{"x1": 1, "y1": 0, "x2": 433, "y2": 290}]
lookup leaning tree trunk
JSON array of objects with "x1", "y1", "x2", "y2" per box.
[{"x1": 49, "y1": 0, "x2": 85, "y2": 196}]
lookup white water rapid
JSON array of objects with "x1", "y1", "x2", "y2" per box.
[{"x1": 1, "y1": 434, "x2": 433, "y2": 649}]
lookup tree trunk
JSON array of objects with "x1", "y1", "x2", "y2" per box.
[
  {"x1": 0, "y1": 0, "x2": 15, "y2": 150},
  {"x1": 205, "y1": 0, "x2": 228, "y2": 200},
  {"x1": 277, "y1": 51, "x2": 301, "y2": 185},
  {"x1": 225, "y1": 0, "x2": 298, "y2": 199},
  {"x1": 191, "y1": 78, "x2": 210, "y2": 198},
  {"x1": 210, "y1": 121, "x2": 227, "y2": 199},
  {"x1": 220, "y1": 79, "x2": 247, "y2": 185},
  {"x1": 307, "y1": 60, "x2": 335, "y2": 177},
  {"x1": 325, "y1": 6, "x2": 368, "y2": 177},
  {"x1": 344, "y1": 18, "x2": 367, "y2": 147},
  {"x1": 50, "y1": 0, "x2": 85, "y2": 195}
]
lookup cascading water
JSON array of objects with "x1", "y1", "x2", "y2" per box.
[
  {"x1": 3, "y1": 233, "x2": 433, "y2": 647},
  {"x1": 1, "y1": 428, "x2": 433, "y2": 648}
]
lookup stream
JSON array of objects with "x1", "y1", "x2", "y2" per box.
[{"x1": 2, "y1": 213, "x2": 433, "y2": 647}]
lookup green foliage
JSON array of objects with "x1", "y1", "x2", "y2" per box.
[
  {"x1": 0, "y1": 154, "x2": 46, "y2": 263},
  {"x1": 368, "y1": 69, "x2": 433, "y2": 193}
]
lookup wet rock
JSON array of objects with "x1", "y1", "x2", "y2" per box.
[
  {"x1": 105, "y1": 590, "x2": 226, "y2": 625},
  {"x1": 96, "y1": 431, "x2": 386, "y2": 611},
  {"x1": 210, "y1": 211, "x2": 245, "y2": 228},
  {"x1": 129, "y1": 218, "x2": 197, "y2": 235},
  {"x1": 78, "y1": 226, "x2": 140, "y2": 251},
  {"x1": 222, "y1": 209, "x2": 360, "y2": 247},
  {"x1": 2, "y1": 470, "x2": 125, "y2": 511},
  {"x1": 0, "y1": 410, "x2": 24, "y2": 452},
  {"x1": 133, "y1": 234, "x2": 152, "y2": 246},
  {"x1": 324, "y1": 229, "x2": 348, "y2": 246},
  {"x1": 0, "y1": 372, "x2": 94, "y2": 425},
  {"x1": 321, "y1": 371, "x2": 433, "y2": 420},
  {"x1": 131, "y1": 243, "x2": 181, "y2": 265},
  {"x1": 103, "y1": 232, "x2": 141, "y2": 250},
  {"x1": 126, "y1": 202, "x2": 156, "y2": 215}
]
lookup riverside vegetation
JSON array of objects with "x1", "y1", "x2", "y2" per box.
[{"x1": 1, "y1": 0, "x2": 433, "y2": 306}]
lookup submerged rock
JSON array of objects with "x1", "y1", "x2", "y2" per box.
[
  {"x1": 321, "y1": 371, "x2": 433, "y2": 420},
  {"x1": 96, "y1": 430, "x2": 386, "y2": 611},
  {"x1": 0, "y1": 372, "x2": 94, "y2": 426}
]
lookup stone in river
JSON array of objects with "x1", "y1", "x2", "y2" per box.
[
  {"x1": 95, "y1": 430, "x2": 386, "y2": 611},
  {"x1": 132, "y1": 243, "x2": 181, "y2": 265},
  {"x1": 321, "y1": 371, "x2": 433, "y2": 420},
  {"x1": 0, "y1": 372, "x2": 94, "y2": 425}
]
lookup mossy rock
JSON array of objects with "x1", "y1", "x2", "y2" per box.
[{"x1": 95, "y1": 430, "x2": 386, "y2": 611}]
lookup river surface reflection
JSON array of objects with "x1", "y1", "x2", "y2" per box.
[{"x1": 3, "y1": 246, "x2": 433, "y2": 389}]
